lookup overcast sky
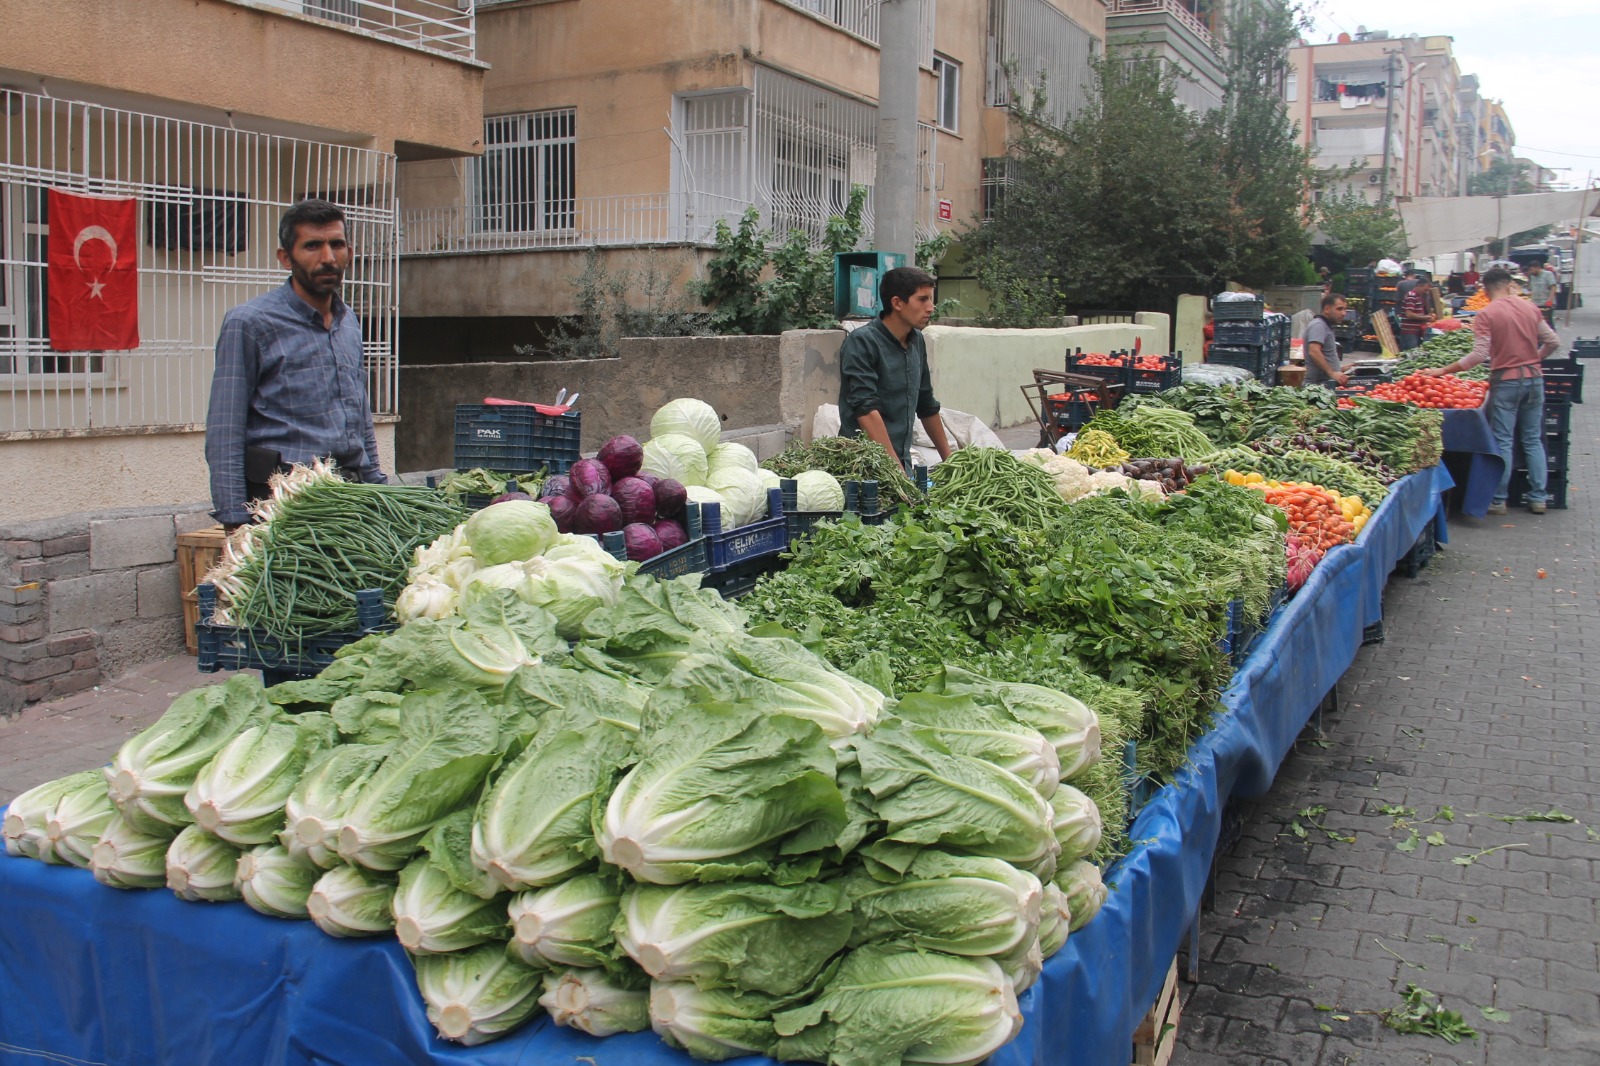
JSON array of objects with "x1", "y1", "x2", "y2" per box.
[{"x1": 1305, "y1": 0, "x2": 1600, "y2": 188}]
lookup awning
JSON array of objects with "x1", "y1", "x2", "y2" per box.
[{"x1": 1396, "y1": 190, "x2": 1600, "y2": 260}]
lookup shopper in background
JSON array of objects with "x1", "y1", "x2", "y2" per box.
[
  {"x1": 1303, "y1": 293, "x2": 1349, "y2": 388},
  {"x1": 1399, "y1": 276, "x2": 1436, "y2": 351},
  {"x1": 1421, "y1": 267, "x2": 1560, "y2": 515},
  {"x1": 205, "y1": 199, "x2": 388, "y2": 531},
  {"x1": 1525, "y1": 261, "x2": 1558, "y2": 326}
]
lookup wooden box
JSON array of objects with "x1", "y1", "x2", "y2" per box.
[
  {"x1": 1131, "y1": 958, "x2": 1182, "y2": 1066},
  {"x1": 177, "y1": 526, "x2": 228, "y2": 655}
]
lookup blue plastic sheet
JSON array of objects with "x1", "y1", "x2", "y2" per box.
[
  {"x1": 0, "y1": 467, "x2": 1453, "y2": 1066},
  {"x1": 1440, "y1": 406, "x2": 1503, "y2": 516}
]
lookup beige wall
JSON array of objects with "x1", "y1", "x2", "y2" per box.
[
  {"x1": 0, "y1": 423, "x2": 397, "y2": 525},
  {"x1": 401, "y1": 245, "x2": 715, "y2": 319},
  {"x1": 2, "y1": 0, "x2": 484, "y2": 159}
]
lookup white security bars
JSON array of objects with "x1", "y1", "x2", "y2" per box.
[
  {"x1": 752, "y1": 66, "x2": 879, "y2": 244},
  {"x1": 0, "y1": 88, "x2": 397, "y2": 435},
  {"x1": 225, "y1": 0, "x2": 476, "y2": 60},
  {"x1": 472, "y1": 109, "x2": 577, "y2": 236},
  {"x1": 775, "y1": 0, "x2": 936, "y2": 68},
  {"x1": 988, "y1": 0, "x2": 1099, "y2": 128}
]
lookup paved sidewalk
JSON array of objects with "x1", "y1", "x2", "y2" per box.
[{"x1": 1175, "y1": 312, "x2": 1600, "y2": 1065}]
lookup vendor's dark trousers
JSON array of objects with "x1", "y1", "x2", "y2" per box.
[{"x1": 1487, "y1": 377, "x2": 1547, "y2": 504}]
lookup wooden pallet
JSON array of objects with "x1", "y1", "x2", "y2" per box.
[
  {"x1": 1132, "y1": 958, "x2": 1182, "y2": 1066},
  {"x1": 177, "y1": 527, "x2": 228, "y2": 655}
]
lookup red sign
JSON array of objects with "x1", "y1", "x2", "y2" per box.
[
  {"x1": 48, "y1": 189, "x2": 140, "y2": 352},
  {"x1": 937, "y1": 199, "x2": 953, "y2": 222}
]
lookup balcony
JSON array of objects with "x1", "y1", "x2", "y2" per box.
[
  {"x1": 1106, "y1": 0, "x2": 1216, "y2": 51},
  {"x1": 227, "y1": 0, "x2": 476, "y2": 60},
  {"x1": 399, "y1": 194, "x2": 754, "y2": 255}
]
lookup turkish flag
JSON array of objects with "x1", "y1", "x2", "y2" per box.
[{"x1": 48, "y1": 190, "x2": 139, "y2": 352}]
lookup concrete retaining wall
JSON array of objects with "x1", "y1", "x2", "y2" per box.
[{"x1": 0, "y1": 504, "x2": 214, "y2": 715}]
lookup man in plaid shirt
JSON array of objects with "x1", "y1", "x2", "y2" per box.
[
  {"x1": 205, "y1": 199, "x2": 387, "y2": 530},
  {"x1": 1399, "y1": 276, "x2": 1435, "y2": 351}
]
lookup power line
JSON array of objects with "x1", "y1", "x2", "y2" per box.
[{"x1": 1512, "y1": 145, "x2": 1600, "y2": 162}]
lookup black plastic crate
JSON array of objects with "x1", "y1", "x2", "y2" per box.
[
  {"x1": 704, "y1": 555, "x2": 785, "y2": 600},
  {"x1": 1570, "y1": 337, "x2": 1600, "y2": 360},
  {"x1": 701, "y1": 487, "x2": 788, "y2": 572},
  {"x1": 1127, "y1": 356, "x2": 1184, "y2": 394},
  {"x1": 1043, "y1": 390, "x2": 1108, "y2": 432},
  {"x1": 1514, "y1": 435, "x2": 1569, "y2": 475},
  {"x1": 1207, "y1": 345, "x2": 1278, "y2": 384},
  {"x1": 636, "y1": 505, "x2": 710, "y2": 579},
  {"x1": 453, "y1": 405, "x2": 581, "y2": 474},
  {"x1": 1543, "y1": 399, "x2": 1572, "y2": 437},
  {"x1": 1398, "y1": 525, "x2": 1438, "y2": 579},
  {"x1": 1544, "y1": 370, "x2": 1582, "y2": 404},
  {"x1": 782, "y1": 479, "x2": 894, "y2": 541},
  {"x1": 1211, "y1": 296, "x2": 1265, "y2": 321},
  {"x1": 1065, "y1": 348, "x2": 1131, "y2": 385},
  {"x1": 196, "y1": 584, "x2": 391, "y2": 681},
  {"x1": 1213, "y1": 321, "x2": 1275, "y2": 347},
  {"x1": 1507, "y1": 470, "x2": 1569, "y2": 509}
]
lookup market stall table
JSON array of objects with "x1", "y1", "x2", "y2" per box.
[
  {"x1": 1439, "y1": 405, "x2": 1505, "y2": 516},
  {"x1": 0, "y1": 465, "x2": 1454, "y2": 1066}
]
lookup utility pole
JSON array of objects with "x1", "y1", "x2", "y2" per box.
[
  {"x1": 1378, "y1": 48, "x2": 1397, "y2": 203},
  {"x1": 875, "y1": 0, "x2": 920, "y2": 259}
]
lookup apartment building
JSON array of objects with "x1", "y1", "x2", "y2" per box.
[
  {"x1": 1289, "y1": 30, "x2": 1469, "y2": 205},
  {"x1": 1104, "y1": 0, "x2": 1228, "y2": 113},
  {"x1": 396, "y1": 0, "x2": 1106, "y2": 360},
  {"x1": 0, "y1": 0, "x2": 486, "y2": 522}
]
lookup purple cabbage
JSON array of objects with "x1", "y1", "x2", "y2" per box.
[
  {"x1": 597, "y1": 436, "x2": 644, "y2": 481},
  {"x1": 573, "y1": 494, "x2": 623, "y2": 535},
  {"x1": 612, "y1": 477, "x2": 658, "y2": 525},
  {"x1": 653, "y1": 478, "x2": 687, "y2": 518},
  {"x1": 622, "y1": 522, "x2": 665, "y2": 562},
  {"x1": 569, "y1": 458, "x2": 613, "y2": 499},
  {"x1": 653, "y1": 519, "x2": 688, "y2": 551},
  {"x1": 539, "y1": 495, "x2": 577, "y2": 534},
  {"x1": 544, "y1": 474, "x2": 578, "y2": 501}
]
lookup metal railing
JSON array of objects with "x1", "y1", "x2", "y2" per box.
[
  {"x1": 399, "y1": 193, "x2": 753, "y2": 255},
  {"x1": 772, "y1": 0, "x2": 936, "y2": 66},
  {"x1": 228, "y1": 0, "x2": 476, "y2": 61},
  {"x1": 1105, "y1": 0, "x2": 1215, "y2": 50},
  {"x1": 988, "y1": 0, "x2": 1099, "y2": 127},
  {"x1": 0, "y1": 87, "x2": 398, "y2": 435}
]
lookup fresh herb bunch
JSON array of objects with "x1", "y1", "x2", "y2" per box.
[
  {"x1": 1084, "y1": 406, "x2": 1219, "y2": 460},
  {"x1": 761, "y1": 437, "x2": 921, "y2": 506}
]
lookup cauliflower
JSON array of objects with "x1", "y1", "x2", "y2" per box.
[{"x1": 1018, "y1": 450, "x2": 1094, "y2": 501}]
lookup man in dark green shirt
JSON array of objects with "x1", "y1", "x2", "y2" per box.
[{"x1": 838, "y1": 266, "x2": 954, "y2": 470}]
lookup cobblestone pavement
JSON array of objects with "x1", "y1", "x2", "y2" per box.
[{"x1": 1176, "y1": 309, "x2": 1600, "y2": 1066}]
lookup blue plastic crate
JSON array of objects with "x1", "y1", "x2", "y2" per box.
[
  {"x1": 196, "y1": 584, "x2": 391, "y2": 681},
  {"x1": 782, "y1": 478, "x2": 894, "y2": 541},
  {"x1": 636, "y1": 505, "x2": 710, "y2": 579},
  {"x1": 1207, "y1": 345, "x2": 1278, "y2": 385},
  {"x1": 701, "y1": 487, "x2": 788, "y2": 572},
  {"x1": 704, "y1": 555, "x2": 785, "y2": 600},
  {"x1": 1213, "y1": 321, "x2": 1274, "y2": 347},
  {"x1": 1066, "y1": 348, "x2": 1131, "y2": 386},
  {"x1": 453, "y1": 405, "x2": 581, "y2": 474}
]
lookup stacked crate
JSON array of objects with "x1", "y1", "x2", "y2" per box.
[
  {"x1": 1208, "y1": 296, "x2": 1278, "y2": 384},
  {"x1": 1507, "y1": 398, "x2": 1571, "y2": 509}
]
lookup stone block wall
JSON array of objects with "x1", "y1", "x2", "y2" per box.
[{"x1": 0, "y1": 503, "x2": 213, "y2": 715}]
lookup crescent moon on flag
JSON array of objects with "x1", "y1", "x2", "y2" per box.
[{"x1": 73, "y1": 225, "x2": 119, "y2": 268}]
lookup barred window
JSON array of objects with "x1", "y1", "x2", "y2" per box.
[{"x1": 473, "y1": 109, "x2": 577, "y2": 234}]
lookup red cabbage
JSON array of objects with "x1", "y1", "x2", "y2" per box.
[
  {"x1": 622, "y1": 522, "x2": 664, "y2": 562},
  {"x1": 653, "y1": 518, "x2": 688, "y2": 551},
  {"x1": 569, "y1": 459, "x2": 613, "y2": 499},
  {"x1": 637, "y1": 472, "x2": 660, "y2": 488},
  {"x1": 612, "y1": 477, "x2": 658, "y2": 525},
  {"x1": 544, "y1": 474, "x2": 578, "y2": 501},
  {"x1": 597, "y1": 435, "x2": 644, "y2": 481},
  {"x1": 653, "y1": 478, "x2": 687, "y2": 518},
  {"x1": 490, "y1": 490, "x2": 535, "y2": 506},
  {"x1": 539, "y1": 495, "x2": 577, "y2": 534},
  {"x1": 573, "y1": 494, "x2": 623, "y2": 535}
]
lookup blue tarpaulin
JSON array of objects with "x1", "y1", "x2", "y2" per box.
[
  {"x1": 0, "y1": 465, "x2": 1453, "y2": 1066},
  {"x1": 1440, "y1": 406, "x2": 1503, "y2": 516}
]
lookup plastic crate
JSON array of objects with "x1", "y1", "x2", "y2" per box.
[
  {"x1": 1514, "y1": 434, "x2": 1569, "y2": 475},
  {"x1": 782, "y1": 479, "x2": 894, "y2": 541},
  {"x1": 1213, "y1": 321, "x2": 1275, "y2": 347},
  {"x1": 196, "y1": 584, "x2": 391, "y2": 681},
  {"x1": 1044, "y1": 391, "x2": 1108, "y2": 432},
  {"x1": 701, "y1": 487, "x2": 788, "y2": 572},
  {"x1": 1570, "y1": 337, "x2": 1600, "y2": 360},
  {"x1": 1544, "y1": 369, "x2": 1582, "y2": 404},
  {"x1": 1211, "y1": 296, "x2": 1265, "y2": 321},
  {"x1": 1207, "y1": 345, "x2": 1278, "y2": 384},
  {"x1": 453, "y1": 405, "x2": 581, "y2": 474},
  {"x1": 704, "y1": 555, "x2": 785, "y2": 600},
  {"x1": 1126, "y1": 356, "x2": 1184, "y2": 394},
  {"x1": 1065, "y1": 349, "x2": 1130, "y2": 385},
  {"x1": 1543, "y1": 399, "x2": 1572, "y2": 437},
  {"x1": 636, "y1": 505, "x2": 710, "y2": 580},
  {"x1": 1507, "y1": 470, "x2": 1569, "y2": 509},
  {"x1": 1397, "y1": 525, "x2": 1438, "y2": 579},
  {"x1": 425, "y1": 475, "x2": 538, "y2": 512}
]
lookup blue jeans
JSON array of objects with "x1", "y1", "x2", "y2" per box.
[{"x1": 1487, "y1": 376, "x2": 1547, "y2": 504}]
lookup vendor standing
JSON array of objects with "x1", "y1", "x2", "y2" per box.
[
  {"x1": 1399, "y1": 275, "x2": 1436, "y2": 351},
  {"x1": 1421, "y1": 266, "x2": 1560, "y2": 515},
  {"x1": 205, "y1": 199, "x2": 388, "y2": 531},
  {"x1": 1303, "y1": 293, "x2": 1350, "y2": 388},
  {"x1": 838, "y1": 266, "x2": 954, "y2": 470},
  {"x1": 1525, "y1": 261, "x2": 1558, "y2": 327}
]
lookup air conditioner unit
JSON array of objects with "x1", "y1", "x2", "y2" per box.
[{"x1": 1368, "y1": 173, "x2": 1383, "y2": 185}]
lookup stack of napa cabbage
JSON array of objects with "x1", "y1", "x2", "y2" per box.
[{"x1": 3, "y1": 574, "x2": 1111, "y2": 1066}]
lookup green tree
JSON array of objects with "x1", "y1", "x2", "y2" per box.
[
  {"x1": 1209, "y1": 0, "x2": 1317, "y2": 287},
  {"x1": 1314, "y1": 189, "x2": 1408, "y2": 266},
  {"x1": 522, "y1": 246, "x2": 706, "y2": 360},
  {"x1": 963, "y1": 54, "x2": 1235, "y2": 323},
  {"x1": 689, "y1": 186, "x2": 867, "y2": 334}
]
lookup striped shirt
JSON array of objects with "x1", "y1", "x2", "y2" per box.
[{"x1": 205, "y1": 281, "x2": 386, "y2": 524}]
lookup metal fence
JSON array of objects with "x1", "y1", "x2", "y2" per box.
[
  {"x1": 1105, "y1": 0, "x2": 1215, "y2": 51},
  {"x1": 399, "y1": 192, "x2": 753, "y2": 253},
  {"x1": 775, "y1": 0, "x2": 936, "y2": 67},
  {"x1": 988, "y1": 0, "x2": 1100, "y2": 128},
  {"x1": 0, "y1": 87, "x2": 398, "y2": 434},
  {"x1": 226, "y1": 0, "x2": 476, "y2": 60}
]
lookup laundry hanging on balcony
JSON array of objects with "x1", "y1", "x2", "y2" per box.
[
  {"x1": 1315, "y1": 79, "x2": 1386, "y2": 104},
  {"x1": 48, "y1": 189, "x2": 140, "y2": 352}
]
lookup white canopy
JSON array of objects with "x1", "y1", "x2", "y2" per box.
[{"x1": 1396, "y1": 190, "x2": 1600, "y2": 260}]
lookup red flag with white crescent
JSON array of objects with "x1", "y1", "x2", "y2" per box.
[{"x1": 47, "y1": 189, "x2": 140, "y2": 352}]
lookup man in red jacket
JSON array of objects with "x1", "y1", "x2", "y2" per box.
[{"x1": 1423, "y1": 267, "x2": 1560, "y2": 514}]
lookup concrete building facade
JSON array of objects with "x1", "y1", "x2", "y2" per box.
[
  {"x1": 1103, "y1": 0, "x2": 1229, "y2": 114},
  {"x1": 395, "y1": 0, "x2": 1107, "y2": 362}
]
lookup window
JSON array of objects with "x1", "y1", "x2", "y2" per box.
[
  {"x1": 933, "y1": 54, "x2": 960, "y2": 133},
  {"x1": 981, "y1": 157, "x2": 1013, "y2": 222},
  {"x1": 1285, "y1": 72, "x2": 1297, "y2": 103},
  {"x1": 472, "y1": 109, "x2": 576, "y2": 234}
]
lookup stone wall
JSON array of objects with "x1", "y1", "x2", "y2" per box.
[{"x1": 0, "y1": 504, "x2": 211, "y2": 715}]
